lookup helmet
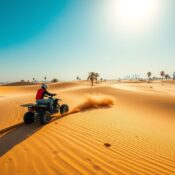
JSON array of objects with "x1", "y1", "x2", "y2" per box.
[{"x1": 41, "y1": 84, "x2": 48, "y2": 89}]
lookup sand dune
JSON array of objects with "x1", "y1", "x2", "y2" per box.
[
  {"x1": 0, "y1": 81, "x2": 175, "y2": 174},
  {"x1": 111, "y1": 82, "x2": 175, "y2": 96}
]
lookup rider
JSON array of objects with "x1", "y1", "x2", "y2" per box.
[{"x1": 35, "y1": 84, "x2": 56, "y2": 113}]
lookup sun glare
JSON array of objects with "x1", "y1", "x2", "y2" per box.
[
  {"x1": 116, "y1": 0, "x2": 157, "y2": 23},
  {"x1": 108, "y1": 0, "x2": 164, "y2": 35}
]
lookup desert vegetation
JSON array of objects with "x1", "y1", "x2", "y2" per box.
[
  {"x1": 147, "y1": 72, "x2": 151, "y2": 82},
  {"x1": 87, "y1": 72, "x2": 100, "y2": 86}
]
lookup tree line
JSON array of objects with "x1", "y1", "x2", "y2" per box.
[
  {"x1": 147, "y1": 71, "x2": 175, "y2": 81},
  {"x1": 21, "y1": 76, "x2": 59, "y2": 83}
]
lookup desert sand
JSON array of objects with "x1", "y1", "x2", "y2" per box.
[{"x1": 0, "y1": 81, "x2": 175, "y2": 175}]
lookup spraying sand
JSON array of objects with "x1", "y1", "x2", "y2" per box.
[{"x1": 69, "y1": 94, "x2": 114, "y2": 113}]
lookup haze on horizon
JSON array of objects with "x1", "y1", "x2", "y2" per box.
[{"x1": 0, "y1": 0, "x2": 174, "y2": 82}]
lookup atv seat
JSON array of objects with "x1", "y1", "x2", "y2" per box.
[{"x1": 36, "y1": 102, "x2": 50, "y2": 108}]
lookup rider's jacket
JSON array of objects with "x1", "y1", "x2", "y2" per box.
[{"x1": 35, "y1": 88, "x2": 53, "y2": 100}]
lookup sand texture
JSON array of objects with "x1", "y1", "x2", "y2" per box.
[{"x1": 0, "y1": 81, "x2": 175, "y2": 175}]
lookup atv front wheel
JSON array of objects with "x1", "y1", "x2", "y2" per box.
[
  {"x1": 23, "y1": 112, "x2": 35, "y2": 124},
  {"x1": 60, "y1": 104, "x2": 69, "y2": 115},
  {"x1": 39, "y1": 111, "x2": 51, "y2": 125}
]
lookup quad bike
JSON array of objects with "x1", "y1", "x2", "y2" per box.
[{"x1": 22, "y1": 95, "x2": 69, "y2": 125}]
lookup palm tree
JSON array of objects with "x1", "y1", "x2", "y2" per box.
[
  {"x1": 160, "y1": 71, "x2": 165, "y2": 81},
  {"x1": 76, "y1": 76, "x2": 80, "y2": 80},
  {"x1": 87, "y1": 72, "x2": 96, "y2": 86},
  {"x1": 44, "y1": 76, "x2": 47, "y2": 82},
  {"x1": 95, "y1": 73, "x2": 99, "y2": 84},
  {"x1": 33, "y1": 78, "x2": 35, "y2": 83},
  {"x1": 147, "y1": 72, "x2": 151, "y2": 82},
  {"x1": 165, "y1": 74, "x2": 170, "y2": 80}
]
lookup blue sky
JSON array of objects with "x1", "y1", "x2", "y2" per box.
[{"x1": 0, "y1": 0, "x2": 174, "y2": 82}]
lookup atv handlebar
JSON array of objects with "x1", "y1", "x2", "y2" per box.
[
  {"x1": 45, "y1": 94, "x2": 56, "y2": 98},
  {"x1": 51, "y1": 93, "x2": 56, "y2": 97},
  {"x1": 47, "y1": 96, "x2": 62, "y2": 101}
]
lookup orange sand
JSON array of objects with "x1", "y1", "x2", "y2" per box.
[{"x1": 0, "y1": 81, "x2": 175, "y2": 175}]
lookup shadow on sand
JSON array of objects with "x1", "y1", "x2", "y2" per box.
[
  {"x1": 0, "y1": 106, "x2": 112, "y2": 157},
  {"x1": 0, "y1": 123, "x2": 42, "y2": 157}
]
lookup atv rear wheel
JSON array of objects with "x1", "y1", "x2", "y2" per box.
[
  {"x1": 60, "y1": 104, "x2": 69, "y2": 115},
  {"x1": 23, "y1": 112, "x2": 35, "y2": 124},
  {"x1": 39, "y1": 111, "x2": 51, "y2": 125}
]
